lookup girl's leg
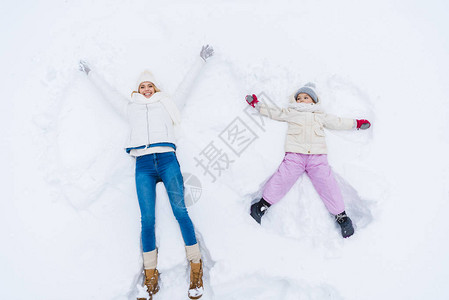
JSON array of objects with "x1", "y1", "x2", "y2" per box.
[
  {"x1": 305, "y1": 155, "x2": 345, "y2": 215},
  {"x1": 159, "y1": 153, "x2": 198, "y2": 247},
  {"x1": 262, "y1": 152, "x2": 306, "y2": 205},
  {"x1": 135, "y1": 156, "x2": 158, "y2": 253}
]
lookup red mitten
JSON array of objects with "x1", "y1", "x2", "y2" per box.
[
  {"x1": 356, "y1": 119, "x2": 371, "y2": 130},
  {"x1": 245, "y1": 94, "x2": 259, "y2": 108}
]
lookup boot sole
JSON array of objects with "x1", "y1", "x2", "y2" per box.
[
  {"x1": 188, "y1": 286, "x2": 204, "y2": 299},
  {"x1": 340, "y1": 220, "x2": 355, "y2": 238},
  {"x1": 250, "y1": 205, "x2": 262, "y2": 224}
]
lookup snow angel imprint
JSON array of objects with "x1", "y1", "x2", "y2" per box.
[
  {"x1": 79, "y1": 45, "x2": 214, "y2": 300},
  {"x1": 245, "y1": 83, "x2": 371, "y2": 238}
]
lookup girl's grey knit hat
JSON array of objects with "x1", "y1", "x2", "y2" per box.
[{"x1": 294, "y1": 82, "x2": 318, "y2": 103}]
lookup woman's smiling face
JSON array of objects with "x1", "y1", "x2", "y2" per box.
[{"x1": 139, "y1": 82, "x2": 156, "y2": 98}]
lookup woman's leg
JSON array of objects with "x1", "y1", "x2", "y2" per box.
[
  {"x1": 262, "y1": 152, "x2": 306, "y2": 205},
  {"x1": 135, "y1": 156, "x2": 158, "y2": 253},
  {"x1": 158, "y1": 152, "x2": 204, "y2": 297},
  {"x1": 305, "y1": 154, "x2": 345, "y2": 215},
  {"x1": 159, "y1": 153, "x2": 198, "y2": 247}
]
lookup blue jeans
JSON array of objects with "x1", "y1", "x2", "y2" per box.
[{"x1": 135, "y1": 152, "x2": 197, "y2": 252}]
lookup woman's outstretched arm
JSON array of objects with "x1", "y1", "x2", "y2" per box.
[
  {"x1": 171, "y1": 45, "x2": 214, "y2": 111},
  {"x1": 79, "y1": 60, "x2": 129, "y2": 118}
]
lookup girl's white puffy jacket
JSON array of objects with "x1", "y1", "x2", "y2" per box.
[
  {"x1": 257, "y1": 101, "x2": 355, "y2": 154},
  {"x1": 87, "y1": 58, "x2": 206, "y2": 153}
]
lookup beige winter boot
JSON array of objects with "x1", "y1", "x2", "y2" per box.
[
  {"x1": 188, "y1": 260, "x2": 204, "y2": 299},
  {"x1": 144, "y1": 268, "x2": 160, "y2": 299}
]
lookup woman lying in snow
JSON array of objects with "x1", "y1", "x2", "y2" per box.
[
  {"x1": 79, "y1": 45, "x2": 214, "y2": 300},
  {"x1": 246, "y1": 83, "x2": 371, "y2": 238}
]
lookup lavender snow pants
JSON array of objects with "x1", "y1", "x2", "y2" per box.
[{"x1": 262, "y1": 152, "x2": 345, "y2": 215}]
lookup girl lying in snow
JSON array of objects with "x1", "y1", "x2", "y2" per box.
[
  {"x1": 246, "y1": 83, "x2": 371, "y2": 238},
  {"x1": 79, "y1": 45, "x2": 214, "y2": 300}
]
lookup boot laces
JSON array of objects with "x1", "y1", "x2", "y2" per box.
[
  {"x1": 190, "y1": 263, "x2": 203, "y2": 287},
  {"x1": 145, "y1": 271, "x2": 158, "y2": 292},
  {"x1": 336, "y1": 212, "x2": 348, "y2": 224},
  {"x1": 259, "y1": 201, "x2": 270, "y2": 213}
]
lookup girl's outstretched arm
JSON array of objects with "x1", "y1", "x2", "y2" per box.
[
  {"x1": 172, "y1": 45, "x2": 214, "y2": 111},
  {"x1": 245, "y1": 94, "x2": 289, "y2": 122},
  {"x1": 322, "y1": 113, "x2": 357, "y2": 130},
  {"x1": 79, "y1": 60, "x2": 129, "y2": 118}
]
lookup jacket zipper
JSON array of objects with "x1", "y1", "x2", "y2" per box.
[
  {"x1": 306, "y1": 113, "x2": 311, "y2": 153},
  {"x1": 146, "y1": 104, "x2": 150, "y2": 146}
]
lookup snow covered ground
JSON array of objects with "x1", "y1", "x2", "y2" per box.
[{"x1": 1, "y1": 0, "x2": 449, "y2": 299}]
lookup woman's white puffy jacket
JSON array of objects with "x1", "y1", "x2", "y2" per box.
[
  {"x1": 88, "y1": 57, "x2": 206, "y2": 153},
  {"x1": 126, "y1": 92, "x2": 178, "y2": 151}
]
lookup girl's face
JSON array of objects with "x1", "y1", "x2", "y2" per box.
[
  {"x1": 296, "y1": 93, "x2": 314, "y2": 104},
  {"x1": 139, "y1": 82, "x2": 156, "y2": 98}
]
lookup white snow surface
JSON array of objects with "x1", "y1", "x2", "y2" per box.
[{"x1": 1, "y1": 0, "x2": 449, "y2": 299}]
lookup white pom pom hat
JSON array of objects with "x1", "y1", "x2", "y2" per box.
[{"x1": 136, "y1": 70, "x2": 159, "y2": 91}]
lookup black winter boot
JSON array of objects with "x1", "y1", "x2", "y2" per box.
[
  {"x1": 250, "y1": 198, "x2": 271, "y2": 224},
  {"x1": 335, "y1": 211, "x2": 354, "y2": 238}
]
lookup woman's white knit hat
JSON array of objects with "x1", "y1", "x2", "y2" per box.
[
  {"x1": 136, "y1": 70, "x2": 158, "y2": 90},
  {"x1": 294, "y1": 82, "x2": 318, "y2": 103}
]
